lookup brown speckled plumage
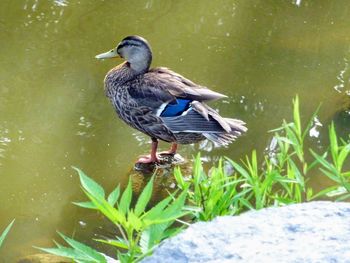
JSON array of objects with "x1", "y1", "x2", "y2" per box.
[{"x1": 96, "y1": 35, "x2": 247, "y2": 163}]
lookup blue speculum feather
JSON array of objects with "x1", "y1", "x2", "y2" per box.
[{"x1": 160, "y1": 98, "x2": 192, "y2": 117}]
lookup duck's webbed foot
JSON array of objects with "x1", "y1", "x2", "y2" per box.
[
  {"x1": 135, "y1": 138, "x2": 159, "y2": 164},
  {"x1": 159, "y1": 143, "x2": 178, "y2": 156},
  {"x1": 136, "y1": 154, "x2": 159, "y2": 164}
]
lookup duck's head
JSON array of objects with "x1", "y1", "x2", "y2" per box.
[{"x1": 96, "y1": 35, "x2": 152, "y2": 73}]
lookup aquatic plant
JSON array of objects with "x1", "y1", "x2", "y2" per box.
[
  {"x1": 310, "y1": 123, "x2": 350, "y2": 200},
  {"x1": 174, "y1": 96, "x2": 350, "y2": 221},
  {"x1": 37, "y1": 169, "x2": 188, "y2": 262},
  {"x1": 0, "y1": 219, "x2": 15, "y2": 249},
  {"x1": 174, "y1": 155, "x2": 247, "y2": 221}
]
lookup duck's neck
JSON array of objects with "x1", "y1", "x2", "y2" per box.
[
  {"x1": 129, "y1": 56, "x2": 151, "y2": 74},
  {"x1": 105, "y1": 62, "x2": 132, "y2": 83},
  {"x1": 104, "y1": 62, "x2": 138, "y2": 94},
  {"x1": 127, "y1": 47, "x2": 152, "y2": 74}
]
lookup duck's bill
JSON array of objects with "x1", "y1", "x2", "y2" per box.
[{"x1": 95, "y1": 49, "x2": 119, "y2": 59}]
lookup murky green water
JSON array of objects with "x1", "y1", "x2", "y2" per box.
[{"x1": 1, "y1": 0, "x2": 350, "y2": 260}]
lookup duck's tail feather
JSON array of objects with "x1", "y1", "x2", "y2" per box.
[
  {"x1": 161, "y1": 100, "x2": 247, "y2": 146},
  {"x1": 203, "y1": 118, "x2": 247, "y2": 146},
  {"x1": 202, "y1": 133, "x2": 236, "y2": 146},
  {"x1": 224, "y1": 118, "x2": 248, "y2": 134}
]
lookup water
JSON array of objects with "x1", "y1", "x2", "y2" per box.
[{"x1": 0, "y1": 0, "x2": 350, "y2": 260}]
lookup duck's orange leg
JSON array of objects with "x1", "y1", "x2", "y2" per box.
[
  {"x1": 137, "y1": 138, "x2": 159, "y2": 163},
  {"x1": 159, "y1": 143, "x2": 178, "y2": 155}
]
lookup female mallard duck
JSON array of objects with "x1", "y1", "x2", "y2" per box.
[{"x1": 96, "y1": 35, "x2": 247, "y2": 163}]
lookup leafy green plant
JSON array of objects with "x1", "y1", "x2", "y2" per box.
[
  {"x1": 174, "y1": 96, "x2": 350, "y2": 221},
  {"x1": 38, "y1": 169, "x2": 188, "y2": 263},
  {"x1": 0, "y1": 219, "x2": 15, "y2": 249},
  {"x1": 173, "y1": 97, "x2": 312, "y2": 219},
  {"x1": 310, "y1": 123, "x2": 350, "y2": 200},
  {"x1": 174, "y1": 155, "x2": 247, "y2": 221},
  {"x1": 174, "y1": 149, "x2": 310, "y2": 222},
  {"x1": 37, "y1": 232, "x2": 107, "y2": 263}
]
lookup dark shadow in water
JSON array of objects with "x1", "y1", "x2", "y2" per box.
[{"x1": 332, "y1": 99, "x2": 350, "y2": 140}]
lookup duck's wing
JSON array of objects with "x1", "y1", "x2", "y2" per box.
[
  {"x1": 128, "y1": 67, "x2": 226, "y2": 115},
  {"x1": 128, "y1": 78, "x2": 176, "y2": 112},
  {"x1": 143, "y1": 67, "x2": 227, "y2": 101},
  {"x1": 126, "y1": 68, "x2": 246, "y2": 145},
  {"x1": 128, "y1": 67, "x2": 231, "y2": 125}
]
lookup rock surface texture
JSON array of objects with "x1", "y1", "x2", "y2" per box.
[{"x1": 142, "y1": 201, "x2": 350, "y2": 263}]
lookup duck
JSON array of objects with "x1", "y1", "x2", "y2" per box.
[{"x1": 95, "y1": 35, "x2": 247, "y2": 164}]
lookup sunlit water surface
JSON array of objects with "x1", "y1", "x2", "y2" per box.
[{"x1": 0, "y1": 0, "x2": 350, "y2": 260}]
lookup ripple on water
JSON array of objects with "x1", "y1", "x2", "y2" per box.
[{"x1": 0, "y1": 124, "x2": 11, "y2": 165}]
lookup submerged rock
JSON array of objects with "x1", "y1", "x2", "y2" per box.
[
  {"x1": 17, "y1": 253, "x2": 118, "y2": 263},
  {"x1": 130, "y1": 153, "x2": 192, "y2": 202},
  {"x1": 142, "y1": 201, "x2": 350, "y2": 263},
  {"x1": 133, "y1": 153, "x2": 186, "y2": 174},
  {"x1": 17, "y1": 254, "x2": 70, "y2": 263}
]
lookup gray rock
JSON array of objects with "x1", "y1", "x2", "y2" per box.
[{"x1": 142, "y1": 202, "x2": 350, "y2": 263}]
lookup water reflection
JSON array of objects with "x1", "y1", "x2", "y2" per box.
[
  {"x1": 76, "y1": 116, "x2": 94, "y2": 138},
  {"x1": 23, "y1": 0, "x2": 67, "y2": 30},
  {"x1": 133, "y1": 131, "x2": 148, "y2": 147},
  {"x1": 295, "y1": 0, "x2": 302, "y2": 7},
  {"x1": 0, "y1": 124, "x2": 27, "y2": 166},
  {"x1": 53, "y1": 0, "x2": 68, "y2": 7},
  {"x1": 309, "y1": 117, "x2": 323, "y2": 139},
  {"x1": 0, "y1": 126, "x2": 11, "y2": 165},
  {"x1": 334, "y1": 57, "x2": 349, "y2": 93}
]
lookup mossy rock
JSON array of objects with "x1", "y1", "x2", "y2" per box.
[
  {"x1": 17, "y1": 254, "x2": 70, "y2": 263},
  {"x1": 130, "y1": 153, "x2": 192, "y2": 201}
]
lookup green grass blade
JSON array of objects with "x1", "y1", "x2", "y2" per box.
[
  {"x1": 72, "y1": 201, "x2": 97, "y2": 210},
  {"x1": 0, "y1": 219, "x2": 15, "y2": 248},
  {"x1": 134, "y1": 176, "x2": 154, "y2": 216},
  {"x1": 293, "y1": 96, "x2": 301, "y2": 138},
  {"x1": 158, "y1": 191, "x2": 187, "y2": 221},
  {"x1": 73, "y1": 167, "x2": 105, "y2": 199},
  {"x1": 193, "y1": 153, "x2": 203, "y2": 186},
  {"x1": 337, "y1": 145, "x2": 350, "y2": 170},
  {"x1": 302, "y1": 104, "x2": 321, "y2": 140},
  {"x1": 288, "y1": 159, "x2": 305, "y2": 189},
  {"x1": 310, "y1": 150, "x2": 338, "y2": 175},
  {"x1": 142, "y1": 195, "x2": 173, "y2": 222},
  {"x1": 227, "y1": 160, "x2": 250, "y2": 181},
  {"x1": 275, "y1": 136, "x2": 295, "y2": 145},
  {"x1": 325, "y1": 186, "x2": 347, "y2": 197},
  {"x1": 84, "y1": 190, "x2": 125, "y2": 224},
  {"x1": 335, "y1": 193, "x2": 350, "y2": 201},
  {"x1": 329, "y1": 123, "x2": 339, "y2": 165},
  {"x1": 107, "y1": 185, "x2": 120, "y2": 207},
  {"x1": 57, "y1": 232, "x2": 106, "y2": 262},
  {"x1": 94, "y1": 238, "x2": 129, "y2": 249},
  {"x1": 308, "y1": 185, "x2": 340, "y2": 200},
  {"x1": 119, "y1": 179, "x2": 133, "y2": 215},
  {"x1": 128, "y1": 211, "x2": 142, "y2": 231},
  {"x1": 173, "y1": 167, "x2": 185, "y2": 189},
  {"x1": 35, "y1": 246, "x2": 90, "y2": 259},
  {"x1": 239, "y1": 198, "x2": 254, "y2": 210}
]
